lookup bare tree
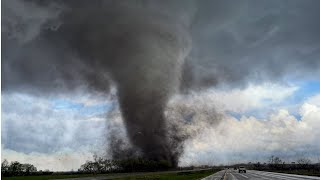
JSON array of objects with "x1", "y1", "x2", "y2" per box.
[
  {"x1": 268, "y1": 156, "x2": 283, "y2": 170},
  {"x1": 297, "y1": 157, "x2": 312, "y2": 165},
  {"x1": 268, "y1": 156, "x2": 282, "y2": 165},
  {"x1": 295, "y1": 157, "x2": 313, "y2": 170}
]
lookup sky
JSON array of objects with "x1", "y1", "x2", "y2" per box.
[
  {"x1": 2, "y1": 82, "x2": 320, "y2": 171},
  {"x1": 2, "y1": 0, "x2": 320, "y2": 171}
]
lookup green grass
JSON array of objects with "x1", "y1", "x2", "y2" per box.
[
  {"x1": 2, "y1": 169, "x2": 220, "y2": 180},
  {"x1": 2, "y1": 173, "x2": 124, "y2": 180},
  {"x1": 114, "y1": 169, "x2": 220, "y2": 180},
  {"x1": 2, "y1": 174, "x2": 95, "y2": 180}
]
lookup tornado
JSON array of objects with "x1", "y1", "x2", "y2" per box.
[
  {"x1": 105, "y1": 15, "x2": 191, "y2": 166},
  {"x1": 54, "y1": 4, "x2": 191, "y2": 166}
]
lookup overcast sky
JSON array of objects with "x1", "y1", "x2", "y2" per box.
[{"x1": 2, "y1": 0, "x2": 320, "y2": 171}]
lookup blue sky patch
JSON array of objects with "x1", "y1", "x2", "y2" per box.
[
  {"x1": 52, "y1": 99, "x2": 84, "y2": 110},
  {"x1": 51, "y1": 98, "x2": 112, "y2": 116},
  {"x1": 288, "y1": 80, "x2": 320, "y2": 104}
]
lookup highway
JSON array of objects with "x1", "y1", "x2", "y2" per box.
[{"x1": 202, "y1": 169, "x2": 320, "y2": 180}]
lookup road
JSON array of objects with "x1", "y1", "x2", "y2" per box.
[
  {"x1": 201, "y1": 170, "x2": 226, "y2": 180},
  {"x1": 202, "y1": 169, "x2": 320, "y2": 180}
]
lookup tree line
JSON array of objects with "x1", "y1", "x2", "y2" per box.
[
  {"x1": 5, "y1": 155, "x2": 318, "y2": 177},
  {"x1": 1, "y1": 156, "x2": 197, "y2": 177},
  {"x1": 1, "y1": 159, "x2": 53, "y2": 177},
  {"x1": 78, "y1": 155, "x2": 174, "y2": 173},
  {"x1": 249, "y1": 156, "x2": 320, "y2": 175}
]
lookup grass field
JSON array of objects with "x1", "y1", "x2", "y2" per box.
[
  {"x1": 2, "y1": 174, "x2": 96, "y2": 180},
  {"x1": 114, "y1": 169, "x2": 219, "y2": 180},
  {"x1": 2, "y1": 169, "x2": 220, "y2": 180}
]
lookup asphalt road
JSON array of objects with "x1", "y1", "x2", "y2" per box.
[
  {"x1": 202, "y1": 169, "x2": 320, "y2": 180},
  {"x1": 201, "y1": 170, "x2": 226, "y2": 180}
]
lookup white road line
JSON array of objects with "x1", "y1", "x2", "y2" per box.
[
  {"x1": 250, "y1": 171, "x2": 307, "y2": 180},
  {"x1": 250, "y1": 171, "x2": 294, "y2": 180},
  {"x1": 252, "y1": 170, "x2": 320, "y2": 180},
  {"x1": 237, "y1": 173, "x2": 249, "y2": 179},
  {"x1": 246, "y1": 172, "x2": 274, "y2": 180}
]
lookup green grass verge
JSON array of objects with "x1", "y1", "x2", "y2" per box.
[
  {"x1": 1, "y1": 173, "x2": 126, "y2": 180},
  {"x1": 113, "y1": 169, "x2": 220, "y2": 180},
  {"x1": 2, "y1": 174, "x2": 96, "y2": 180},
  {"x1": 2, "y1": 169, "x2": 220, "y2": 180}
]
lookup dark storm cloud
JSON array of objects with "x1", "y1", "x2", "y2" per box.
[
  {"x1": 2, "y1": 0, "x2": 320, "y2": 166},
  {"x1": 3, "y1": 0, "x2": 320, "y2": 92},
  {"x1": 183, "y1": 0, "x2": 320, "y2": 90}
]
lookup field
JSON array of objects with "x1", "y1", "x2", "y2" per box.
[
  {"x1": 2, "y1": 169, "x2": 219, "y2": 180},
  {"x1": 114, "y1": 169, "x2": 218, "y2": 180},
  {"x1": 2, "y1": 174, "x2": 95, "y2": 180}
]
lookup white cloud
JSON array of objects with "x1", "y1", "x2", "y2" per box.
[
  {"x1": 214, "y1": 83, "x2": 298, "y2": 112},
  {"x1": 53, "y1": 91, "x2": 111, "y2": 107},
  {"x1": 1, "y1": 148, "x2": 93, "y2": 171},
  {"x1": 176, "y1": 83, "x2": 298, "y2": 113},
  {"x1": 305, "y1": 94, "x2": 320, "y2": 107},
  {"x1": 180, "y1": 94, "x2": 320, "y2": 166},
  {"x1": 1, "y1": 93, "x2": 108, "y2": 160}
]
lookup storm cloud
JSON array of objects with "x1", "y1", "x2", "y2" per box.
[{"x1": 4, "y1": 0, "x2": 320, "y2": 92}]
